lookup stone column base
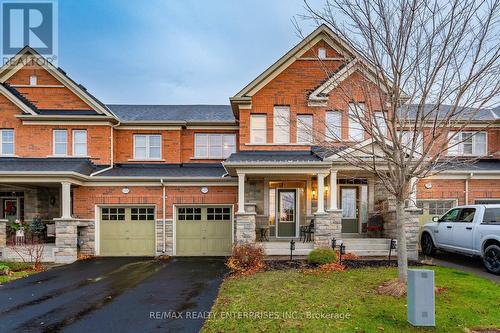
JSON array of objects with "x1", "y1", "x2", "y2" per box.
[
  {"x1": 0, "y1": 219, "x2": 7, "y2": 249},
  {"x1": 235, "y1": 212, "x2": 256, "y2": 244},
  {"x1": 382, "y1": 208, "x2": 420, "y2": 261},
  {"x1": 54, "y1": 218, "x2": 78, "y2": 264},
  {"x1": 314, "y1": 209, "x2": 342, "y2": 248}
]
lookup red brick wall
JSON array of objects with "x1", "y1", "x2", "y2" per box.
[
  {"x1": 0, "y1": 94, "x2": 111, "y2": 164},
  {"x1": 72, "y1": 185, "x2": 238, "y2": 219},
  {"x1": 417, "y1": 179, "x2": 500, "y2": 205}
]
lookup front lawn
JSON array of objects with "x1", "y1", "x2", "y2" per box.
[
  {"x1": 0, "y1": 261, "x2": 37, "y2": 284},
  {"x1": 203, "y1": 266, "x2": 500, "y2": 332}
]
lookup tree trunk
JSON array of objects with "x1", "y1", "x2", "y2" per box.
[{"x1": 395, "y1": 199, "x2": 408, "y2": 282}]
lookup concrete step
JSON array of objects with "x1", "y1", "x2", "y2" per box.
[
  {"x1": 261, "y1": 242, "x2": 314, "y2": 249},
  {"x1": 348, "y1": 249, "x2": 397, "y2": 257},
  {"x1": 344, "y1": 244, "x2": 391, "y2": 251},
  {"x1": 264, "y1": 248, "x2": 312, "y2": 256}
]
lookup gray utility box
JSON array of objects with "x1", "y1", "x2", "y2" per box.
[{"x1": 407, "y1": 269, "x2": 435, "y2": 327}]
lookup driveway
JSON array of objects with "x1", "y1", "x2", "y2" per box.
[
  {"x1": 421, "y1": 252, "x2": 500, "y2": 283},
  {"x1": 0, "y1": 257, "x2": 227, "y2": 333}
]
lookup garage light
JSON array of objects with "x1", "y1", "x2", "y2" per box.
[{"x1": 122, "y1": 187, "x2": 130, "y2": 194}]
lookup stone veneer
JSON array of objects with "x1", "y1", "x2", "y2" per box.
[
  {"x1": 0, "y1": 219, "x2": 7, "y2": 250},
  {"x1": 77, "y1": 221, "x2": 95, "y2": 256},
  {"x1": 156, "y1": 220, "x2": 173, "y2": 256},
  {"x1": 235, "y1": 203, "x2": 257, "y2": 244},
  {"x1": 54, "y1": 219, "x2": 78, "y2": 263},
  {"x1": 314, "y1": 209, "x2": 342, "y2": 248}
]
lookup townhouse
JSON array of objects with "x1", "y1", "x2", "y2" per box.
[{"x1": 0, "y1": 25, "x2": 498, "y2": 263}]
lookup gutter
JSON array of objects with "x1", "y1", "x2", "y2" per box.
[
  {"x1": 90, "y1": 120, "x2": 121, "y2": 176},
  {"x1": 161, "y1": 178, "x2": 166, "y2": 253},
  {"x1": 465, "y1": 172, "x2": 473, "y2": 204}
]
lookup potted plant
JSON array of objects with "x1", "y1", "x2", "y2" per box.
[{"x1": 9, "y1": 219, "x2": 25, "y2": 238}]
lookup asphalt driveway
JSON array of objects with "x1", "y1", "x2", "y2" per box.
[{"x1": 0, "y1": 257, "x2": 227, "y2": 333}]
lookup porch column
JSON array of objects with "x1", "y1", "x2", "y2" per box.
[
  {"x1": 237, "y1": 173, "x2": 245, "y2": 213},
  {"x1": 329, "y1": 170, "x2": 338, "y2": 210},
  {"x1": 316, "y1": 173, "x2": 326, "y2": 214},
  {"x1": 61, "y1": 182, "x2": 72, "y2": 219}
]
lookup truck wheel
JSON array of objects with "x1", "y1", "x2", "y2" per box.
[
  {"x1": 483, "y1": 244, "x2": 500, "y2": 275},
  {"x1": 421, "y1": 233, "x2": 436, "y2": 256}
]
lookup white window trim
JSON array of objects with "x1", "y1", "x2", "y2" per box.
[
  {"x1": 133, "y1": 134, "x2": 162, "y2": 160},
  {"x1": 72, "y1": 130, "x2": 88, "y2": 157},
  {"x1": 447, "y1": 131, "x2": 488, "y2": 156},
  {"x1": 296, "y1": 114, "x2": 313, "y2": 144},
  {"x1": 194, "y1": 133, "x2": 236, "y2": 159},
  {"x1": 273, "y1": 106, "x2": 290, "y2": 144},
  {"x1": 53, "y1": 129, "x2": 68, "y2": 156},
  {"x1": 30, "y1": 75, "x2": 37, "y2": 86},
  {"x1": 318, "y1": 47, "x2": 327, "y2": 59},
  {"x1": 250, "y1": 114, "x2": 267, "y2": 144},
  {"x1": 325, "y1": 111, "x2": 342, "y2": 141},
  {"x1": 373, "y1": 111, "x2": 388, "y2": 137},
  {"x1": 348, "y1": 103, "x2": 365, "y2": 141},
  {"x1": 0, "y1": 129, "x2": 15, "y2": 156},
  {"x1": 398, "y1": 131, "x2": 424, "y2": 153}
]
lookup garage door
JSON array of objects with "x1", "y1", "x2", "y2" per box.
[
  {"x1": 100, "y1": 207, "x2": 155, "y2": 256},
  {"x1": 176, "y1": 206, "x2": 232, "y2": 256}
]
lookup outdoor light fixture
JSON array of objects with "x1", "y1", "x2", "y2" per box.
[
  {"x1": 290, "y1": 239, "x2": 295, "y2": 260},
  {"x1": 388, "y1": 238, "x2": 397, "y2": 265},
  {"x1": 122, "y1": 187, "x2": 130, "y2": 194},
  {"x1": 312, "y1": 189, "x2": 317, "y2": 199},
  {"x1": 339, "y1": 243, "x2": 346, "y2": 265},
  {"x1": 424, "y1": 182, "x2": 433, "y2": 189},
  {"x1": 200, "y1": 187, "x2": 209, "y2": 194},
  {"x1": 331, "y1": 237, "x2": 337, "y2": 250}
]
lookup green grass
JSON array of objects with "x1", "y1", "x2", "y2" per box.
[
  {"x1": 203, "y1": 266, "x2": 500, "y2": 332},
  {"x1": 0, "y1": 261, "x2": 36, "y2": 284}
]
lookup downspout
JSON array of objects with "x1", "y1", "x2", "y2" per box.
[
  {"x1": 90, "y1": 121, "x2": 120, "y2": 177},
  {"x1": 465, "y1": 172, "x2": 473, "y2": 205},
  {"x1": 161, "y1": 178, "x2": 166, "y2": 253}
]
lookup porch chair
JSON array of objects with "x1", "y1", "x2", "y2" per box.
[{"x1": 300, "y1": 219, "x2": 315, "y2": 243}]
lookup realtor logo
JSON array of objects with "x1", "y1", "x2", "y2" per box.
[{"x1": 1, "y1": 0, "x2": 58, "y2": 64}]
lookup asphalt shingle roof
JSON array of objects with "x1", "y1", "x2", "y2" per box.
[
  {"x1": 439, "y1": 159, "x2": 500, "y2": 171},
  {"x1": 0, "y1": 157, "x2": 96, "y2": 175},
  {"x1": 225, "y1": 150, "x2": 323, "y2": 163},
  {"x1": 95, "y1": 163, "x2": 227, "y2": 178},
  {"x1": 106, "y1": 104, "x2": 235, "y2": 123},
  {"x1": 399, "y1": 104, "x2": 498, "y2": 121}
]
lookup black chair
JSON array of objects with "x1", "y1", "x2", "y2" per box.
[{"x1": 300, "y1": 219, "x2": 315, "y2": 243}]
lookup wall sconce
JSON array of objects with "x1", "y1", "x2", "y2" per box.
[
  {"x1": 325, "y1": 185, "x2": 329, "y2": 194},
  {"x1": 122, "y1": 187, "x2": 130, "y2": 194},
  {"x1": 312, "y1": 189, "x2": 317, "y2": 200}
]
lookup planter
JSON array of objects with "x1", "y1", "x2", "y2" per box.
[{"x1": 15, "y1": 229, "x2": 25, "y2": 237}]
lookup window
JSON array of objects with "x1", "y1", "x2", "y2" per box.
[
  {"x1": 134, "y1": 135, "x2": 161, "y2": 159},
  {"x1": 399, "y1": 131, "x2": 423, "y2": 153},
  {"x1": 348, "y1": 103, "x2": 364, "y2": 141},
  {"x1": 30, "y1": 75, "x2": 37, "y2": 86},
  {"x1": 72, "y1": 130, "x2": 87, "y2": 156},
  {"x1": 374, "y1": 112, "x2": 387, "y2": 136},
  {"x1": 250, "y1": 114, "x2": 266, "y2": 144},
  {"x1": 483, "y1": 208, "x2": 500, "y2": 223},
  {"x1": 177, "y1": 207, "x2": 202, "y2": 221},
  {"x1": 273, "y1": 106, "x2": 290, "y2": 144},
  {"x1": 448, "y1": 132, "x2": 487, "y2": 156},
  {"x1": 457, "y1": 208, "x2": 475, "y2": 222},
  {"x1": 53, "y1": 130, "x2": 68, "y2": 156},
  {"x1": 0, "y1": 129, "x2": 14, "y2": 155},
  {"x1": 325, "y1": 111, "x2": 341, "y2": 140},
  {"x1": 296, "y1": 114, "x2": 313, "y2": 144},
  {"x1": 318, "y1": 47, "x2": 327, "y2": 59},
  {"x1": 416, "y1": 200, "x2": 456, "y2": 215},
  {"x1": 101, "y1": 207, "x2": 125, "y2": 221},
  {"x1": 131, "y1": 207, "x2": 155, "y2": 221},
  {"x1": 440, "y1": 208, "x2": 460, "y2": 222},
  {"x1": 207, "y1": 207, "x2": 231, "y2": 220},
  {"x1": 194, "y1": 134, "x2": 236, "y2": 159}
]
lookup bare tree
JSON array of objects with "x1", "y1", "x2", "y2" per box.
[{"x1": 296, "y1": 0, "x2": 499, "y2": 283}]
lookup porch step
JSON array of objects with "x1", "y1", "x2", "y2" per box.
[
  {"x1": 341, "y1": 238, "x2": 394, "y2": 257},
  {"x1": 260, "y1": 241, "x2": 313, "y2": 256}
]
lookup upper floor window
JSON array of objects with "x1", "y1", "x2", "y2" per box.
[
  {"x1": 134, "y1": 134, "x2": 161, "y2": 160},
  {"x1": 72, "y1": 130, "x2": 87, "y2": 156},
  {"x1": 53, "y1": 130, "x2": 68, "y2": 156},
  {"x1": 348, "y1": 103, "x2": 365, "y2": 141},
  {"x1": 195, "y1": 133, "x2": 236, "y2": 159},
  {"x1": 273, "y1": 106, "x2": 290, "y2": 144},
  {"x1": 30, "y1": 75, "x2": 37, "y2": 86},
  {"x1": 0, "y1": 129, "x2": 14, "y2": 155},
  {"x1": 374, "y1": 111, "x2": 388, "y2": 137},
  {"x1": 296, "y1": 114, "x2": 313, "y2": 144},
  {"x1": 318, "y1": 47, "x2": 327, "y2": 59},
  {"x1": 399, "y1": 131, "x2": 423, "y2": 153},
  {"x1": 448, "y1": 132, "x2": 487, "y2": 156},
  {"x1": 250, "y1": 114, "x2": 267, "y2": 144},
  {"x1": 325, "y1": 111, "x2": 341, "y2": 141}
]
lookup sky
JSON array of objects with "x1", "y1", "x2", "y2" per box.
[{"x1": 56, "y1": 0, "x2": 323, "y2": 105}]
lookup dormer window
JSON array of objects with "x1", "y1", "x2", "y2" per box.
[
  {"x1": 318, "y1": 47, "x2": 327, "y2": 59},
  {"x1": 30, "y1": 75, "x2": 37, "y2": 86}
]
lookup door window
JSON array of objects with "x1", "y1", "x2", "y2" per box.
[
  {"x1": 440, "y1": 208, "x2": 460, "y2": 222},
  {"x1": 278, "y1": 191, "x2": 296, "y2": 222},
  {"x1": 341, "y1": 188, "x2": 357, "y2": 218},
  {"x1": 456, "y1": 208, "x2": 475, "y2": 222}
]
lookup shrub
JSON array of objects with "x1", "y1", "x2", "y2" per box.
[
  {"x1": 308, "y1": 248, "x2": 337, "y2": 265},
  {"x1": 0, "y1": 264, "x2": 10, "y2": 276},
  {"x1": 3, "y1": 261, "x2": 32, "y2": 272},
  {"x1": 226, "y1": 243, "x2": 265, "y2": 275}
]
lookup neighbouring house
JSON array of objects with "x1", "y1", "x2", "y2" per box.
[{"x1": 0, "y1": 25, "x2": 498, "y2": 263}]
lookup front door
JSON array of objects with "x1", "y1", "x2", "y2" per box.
[
  {"x1": 341, "y1": 187, "x2": 358, "y2": 233},
  {"x1": 276, "y1": 189, "x2": 297, "y2": 237}
]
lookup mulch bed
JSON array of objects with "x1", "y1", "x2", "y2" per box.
[{"x1": 264, "y1": 258, "x2": 423, "y2": 271}]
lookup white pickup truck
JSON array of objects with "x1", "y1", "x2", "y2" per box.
[{"x1": 421, "y1": 205, "x2": 500, "y2": 274}]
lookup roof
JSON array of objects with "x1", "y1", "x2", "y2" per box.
[
  {"x1": 0, "y1": 157, "x2": 96, "y2": 175},
  {"x1": 225, "y1": 150, "x2": 323, "y2": 163},
  {"x1": 106, "y1": 104, "x2": 235, "y2": 123},
  {"x1": 94, "y1": 163, "x2": 228, "y2": 178},
  {"x1": 399, "y1": 104, "x2": 499, "y2": 121},
  {"x1": 440, "y1": 159, "x2": 500, "y2": 172}
]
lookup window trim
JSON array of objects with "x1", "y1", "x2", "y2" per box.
[
  {"x1": 318, "y1": 47, "x2": 327, "y2": 59},
  {"x1": 373, "y1": 111, "x2": 388, "y2": 137},
  {"x1": 53, "y1": 129, "x2": 68, "y2": 156},
  {"x1": 72, "y1": 129, "x2": 88, "y2": 157},
  {"x1": 29, "y1": 75, "x2": 37, "y2": 86},
  {"x1": 447, "y1": 131, "x2": 488, "y2": 156},
  {"x1": 325, "y1": 110, "x2": 342, "y2": 141},
  {"x1": 296, "y1": 114, "x2": 313, "y2": 144},
  {"x1": 133, "y1": 134, "x2": 162, "y2": 160},
  {"x1": 194, "y1": 133, "x2": 236, "y2": 159},
  {"x1": 250, "y1": 114, "x2": 267, "y2": 144},
  {"x1": 273, "y1": 106, "x2": 290, "y2": 144},
  {"x1": 348, "y1": 103, "x2": 365, "y2": 141},
  {"x1": 0, "y1": 129, "x2": 15, "y2": 156}
]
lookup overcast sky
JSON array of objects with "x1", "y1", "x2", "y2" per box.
[{"x1": 56, "y1": 0, "x2": 322, "y2": 105}]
